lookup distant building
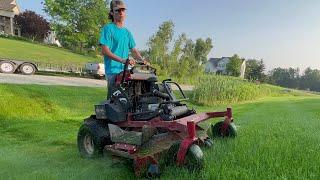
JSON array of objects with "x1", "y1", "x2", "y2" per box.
[
  {"x1": 205, "y1": 57, "x2": 246, "y2": 78},
  {"x1": 44, "y1": 31, "x2": 62, "y2": 47},
  {"x1": 240, "y1": 59, "x2": 246, "y2": 79},
  {"x1": 0, "y1": 0, "x2": 21, "y2": 36},
  {"x1": 205, "y1": 57, "x2": 231, "y2": 74}
]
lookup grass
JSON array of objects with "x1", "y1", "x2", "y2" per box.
[
  {"x1": 0, "y1": 38, "x2": 100, "y2": 66},
  {"x1": 0, "y1": 84, "x2": 320, "y2": 179},
  {"x1": 191, "y1": 75, "x2": 311, "y2": 105}
]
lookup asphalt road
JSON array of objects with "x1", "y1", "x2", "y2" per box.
[
  {"x1": 0, "y1": 73, "x2": 106, "y2": 87},
  {"x1": 0, "y1": 73, "x2": 193, "y2": 90}
]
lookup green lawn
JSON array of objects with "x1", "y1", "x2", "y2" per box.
[
  {"x1": 0, "y1": 38, "x2": 100, "y2": 66},
  {"x1": 0, "y1": 84, "x2": 319, "y2": 179}
]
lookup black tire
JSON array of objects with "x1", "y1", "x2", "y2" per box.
[
  {"x1": 185, "y1": 144, "x2": 204, "y2": 171},
  {"x1": 165, "y1": 142, "x2": 180, "y2": 166},
  {"x1": 77, "y1": 117, "x2": 111, "y2": 158},
  {"x1": 19, "y1": 63, "x2": 36, "y2": 75},
  {"x1": 0, "y1": 61, "x2": 15, "y2": 73},
  {"x1": 211, "y1": 121, "x2": 237, "y2": 138},
  {"x1": 204, "y1": 138, "x2": 214, "y2": 148},
  {"x1": 93, "y1": 74, "x2": 105, "y2": 79},
  {"x1": 165, "y1": 142, "x2": 204, "y2": 171}
]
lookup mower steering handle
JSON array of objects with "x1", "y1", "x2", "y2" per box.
[
  {"x1": 121, "y1": 59, "x2": 130, "y2": 84},
  {"x1": 121, "y1": 59, "x2": 148, "y2": 83}
]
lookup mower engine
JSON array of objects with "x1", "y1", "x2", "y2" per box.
[{"x1": 95, "y1": 64, "x2": 194, "y2": 122}]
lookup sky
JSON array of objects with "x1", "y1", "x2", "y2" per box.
[{"x1": 17, "y1": 0, "x2": 320, "y2": 71}]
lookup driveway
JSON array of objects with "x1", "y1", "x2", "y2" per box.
[
  {"x1": 0, "y1": 73, "x2": 106, "y2": 87},
  {"x1": 0, "y1": 73, "x2": 193, "y2": 90}
]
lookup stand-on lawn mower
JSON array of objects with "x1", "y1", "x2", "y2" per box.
[{"x1": 77, "y1": 60, "x2": 237, "y2": 178}]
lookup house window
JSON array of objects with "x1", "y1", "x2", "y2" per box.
[
  {"x1": 14, "y1": 28, "x2": 19, "y2": 36},
  {"x1": 0, "y1": 25, "x2": 4, "y2": 32},
  {"x1": 0, "y1": 16, "x2": 4, "y2": 24}
]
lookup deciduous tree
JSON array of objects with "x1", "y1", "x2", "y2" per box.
[
  {"x1": 226, "y1": 54, "x2": 243, "y2": 77},
  {"x1": 268, "y1": 67, "x2": 299, "y2": 88},
  {"x1": 44, "y1": 0, "x2": 109, "y2": 52},
  {"x1": 194, "y1": 38, "x2": 213, "y2": 65},
  {"x1": 245, "y1": 59, "x2": 266, "y2": 81},
  {"x1": 14, "y1": 10, "x2": 50, "y2": 41}
]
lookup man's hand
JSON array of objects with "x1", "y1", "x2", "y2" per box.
[
  {"x1": 128, "y1": 59, "x2": 136, "y2": 65},
  {"x1": 143, "y1": 60, "x2": 150, "y2": 66}
]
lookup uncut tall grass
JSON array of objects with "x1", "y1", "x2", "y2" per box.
[{"x1": 192, "y1": 75, "x2": 283, "y2": 105}]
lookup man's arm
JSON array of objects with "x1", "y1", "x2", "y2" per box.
[
  {"x1": 101, "y1": 45, "x2": 126, "y2": 64},
  {"x1": 130, "y1": 48, "x2": 143, "y2": 61}
]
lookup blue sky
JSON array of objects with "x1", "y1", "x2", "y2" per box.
[{"x1": 17, "y1": 0, "x2": 320, "y2": 71}]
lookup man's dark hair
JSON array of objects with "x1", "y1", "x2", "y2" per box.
[
  {"x1": 108, "y1": 11, "x2": 114, "y2": 22},
  {"x1": 108, "y1": 0, "x2": 114, "y2": 22}
]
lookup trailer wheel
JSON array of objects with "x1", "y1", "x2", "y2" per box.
[
  {"x1": 20, "y1": 63, "x2": 36, "y2": 75},
  {"x1": 165, "y1": 142, "x2": 204, "y2": 171},
  {"x1": 211, "y1": 121, "x2": 237, "y2": 138},
  {"x1": 77, "y1": 117, "x2": 111, "y2": 158},
  {"x1": 0, "y1": 61, "x2": 15, "y2": 73}
]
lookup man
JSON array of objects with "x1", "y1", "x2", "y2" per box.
[{"x1": 99, "y1": 0, "x2": 144, "y2": 99}]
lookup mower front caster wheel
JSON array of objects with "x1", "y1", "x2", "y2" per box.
[
  {"x1": 211, "y1": 121, "x2": 237, "y2": 138},
  {"x1": 204, "y1": 138, "x2": 214, "y2": 148},
  {"x1": 166, "y1": 142, "x2": 204, "y2": 171}
]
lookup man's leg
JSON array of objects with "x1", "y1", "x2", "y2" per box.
[{"x1": 106, "y1": 74, "x2": 117, "y2": 99}]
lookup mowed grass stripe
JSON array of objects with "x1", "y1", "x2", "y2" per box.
[{"x1": 200, "y1": 97, "x2": 320, "y2": 180}]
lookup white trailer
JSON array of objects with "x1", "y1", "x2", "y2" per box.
[{"x1": 0, "y1": 58, "x2": 38, "y2": 75}]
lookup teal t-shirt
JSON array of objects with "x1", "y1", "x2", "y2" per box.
[{"x1": 99, "y1": 23, "x2": 136, "y2": 75}]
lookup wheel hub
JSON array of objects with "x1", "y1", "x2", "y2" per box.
[
  {"x1": 83, "y1": 134, "x2": 94, "y2": 155},
  {"x1": 22, "y1": 65, "x2": 34, "y2": 74},
  {"x1": 0, "y1": 63, "x2": 14, "y2": 72}
]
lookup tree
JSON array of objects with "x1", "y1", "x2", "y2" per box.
[
  {"x1": 44, "y1": 0, "x2": 109, "y2": 52},
  {"x1": 300, "y1": 68, "x2": 320, "y2": 91},
  {"x1": 14, "y1": 10, "x2": 50, "y2": 41},
  {"x1": 146, "y1": 20, "x2": 212, "y2": 79},
  {"x1": 226, "y1": 54, "x2": 243, "y2": 77},
  {"x1": 147, "y1": 21, "x2": 174, "y2": 69},
  {"x1": 194, "y1": 38, "x2": 213, "y2": 65},
  {"x1": 245, "y1": 59, "x2": 266, "y2": 81},
  {"x1": 268, "y1": 67, "x2": 299, "y2": 88},
  {"x1": 168, "y1": 33, "x2": 187, "y2": 76}
]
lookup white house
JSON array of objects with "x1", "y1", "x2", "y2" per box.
[
  {"x1": 0, "y1": 0, "x2": 20, "y2": 36},
  {"x1": 205, "y1": 57, "x2": 246, "y2": 78},
  {"x1": 205, "y1": 57, "x2": 231, "y2": 74},
  {"x1": 44, "y1": 31, "x2": 62, "y2": 47},
  {"x1": 240, "y1": 60, "x2": 246, "y2": 79}
]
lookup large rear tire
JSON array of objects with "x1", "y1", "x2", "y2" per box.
[
  {"x1": 211, "y1": 121, "x2": 237, "y2": 138},
  {"x1": 77, "y1": 117, "x2": 112, "y2": 158}
]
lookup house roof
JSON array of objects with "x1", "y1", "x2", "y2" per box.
[
  {"x1": 0, "y1": 0, "x2": 16, "y2": 12},
  {"x1": 208, "y1": 58, "x2": 221, "y2": 67},
  {"x1": 207, "y1": 57, "x2": 231, "y2": 67}
]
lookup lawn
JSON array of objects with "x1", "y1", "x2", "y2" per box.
[
  {"x1": 0, "y1": 38, "x2": 100, "y2": 66},
  {"x1": 0, "y1": 84, "x2": 319, "y2": 179}
]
